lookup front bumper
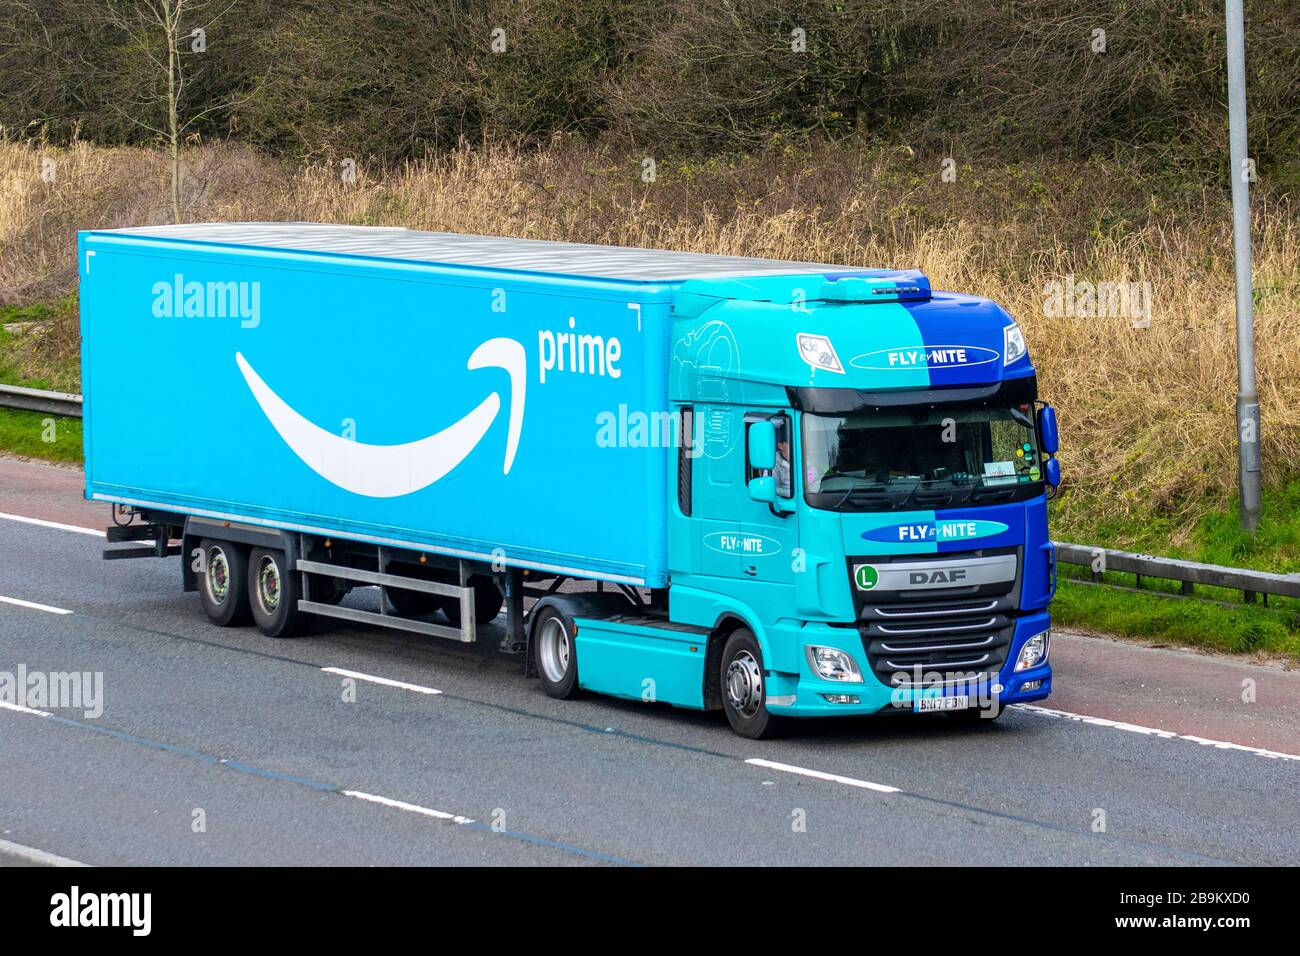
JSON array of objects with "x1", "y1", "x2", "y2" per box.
[{"x1": 765, "y1": 613, "x2": 1053, "y2": 717}]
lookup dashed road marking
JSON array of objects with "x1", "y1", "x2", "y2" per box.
[
  {"x1": 343, "y1": 790, "x2": 474, "y2": 824},
  {"x1": 1016, "y1": 703, "x2": 1300, "y2": 763},
  {"x1": 322, "y1": 666, "x2": 442, "y2": 696},
  {"x1": 0, "y1": 595, "x2": 74, "y2": 615},
  {"x1": 0, "y1": 700, "x2": 636, "y2": 864},
  {"x1": 0, "y1": 837, "x2": 89, "y2": 867},
  {"x1": 746, "y1": 758, "x2": 901, "y2": 793},
  {"x1": 0, "y1": 699, "x2": 52, "y2": 718}
]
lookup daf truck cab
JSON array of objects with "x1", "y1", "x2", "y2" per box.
[{"x1": 656, "y1": 270, "x2": 1059, "y2": 737}]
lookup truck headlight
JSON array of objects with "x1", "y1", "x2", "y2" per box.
[
  {"x1": 1003, "y1": 323, "x2": 1027, "y2": 365},
  {"x1": 806, "y1": 645, "x2": 863, "y2": 682},
  {"x1": 1015, "y1": 629, "x2": 1050, "y2": 671}
]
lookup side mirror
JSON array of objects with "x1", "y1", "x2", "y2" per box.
[
  {"x1": 748, "y1": 476, "x2": 776, "y2": 504},
  {"x1": 1037, "y1": 404, "x2": 1059, "y2": 455},
  {"x1": 1044, "y1": 457, "x2": 1061, "y2": 488},
  {"x1": 748, "y1": 420, "x2": 776, "y2": 472}
]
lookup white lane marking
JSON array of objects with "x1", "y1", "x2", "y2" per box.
[
  {"x1": 0, "y1": 511, "x2": 103, "y2": 537},
  {"x1": 1016, "y1": 703, "x2": 1300, "y2": 763},
  {"x1": 0, "y1": 837, "x2": 89, "y2": 867},
  {"x1": 0, "y1": 699, "x2": 52, "y2": 718},
  {"x1": 746, "y1": 758, "x2": 901, "y2": 793},
  {"x1": 0, "y1": 595, "x2": 73, "y2": 615},
  {"x1": 321, "y1": 667, "x2": 443, "y2": 696},
  {"x1": 342, "y1": 790, "x2": 474, "y2": 824}
]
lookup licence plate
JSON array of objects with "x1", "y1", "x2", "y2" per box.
[{"x1": 914, "y1": 695, "x2": 968, "y2": 714}]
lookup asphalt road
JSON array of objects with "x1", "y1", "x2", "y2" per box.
[{"x1": 1, "y1": 471, "x2": 1298, "y2": 865}]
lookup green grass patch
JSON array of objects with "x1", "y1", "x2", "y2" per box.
[
  {"x1": 1052, "y1": 480, "x2": 1300, "y2": 575},
  {"x1": 0, "y1": 298, "x2": 82, "y2": 393},
  {"x1": 1053, "y1": 576, "x2": 1300, "y2": 657},
  {"x1": 0, "y1": 407, "x2": 83, "y2": 463},
  {"x1": 0, "y1": 298, "x2": 84, "y2": 463}
]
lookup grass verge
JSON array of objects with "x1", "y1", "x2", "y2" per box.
[
  {"x1": 0, "y1": 407, "x2": 82, "y2": 463},
  {"x1": 1054, "y1": 577, "x2": 1300, "y2": 657},
  {"x1": 1051, "y1": 481, "x2": 1300, "y2": 658}
]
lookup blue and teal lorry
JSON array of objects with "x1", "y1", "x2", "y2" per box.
[{"x1": 79, "y1": 223, "x2": 1059, "y2": 738}]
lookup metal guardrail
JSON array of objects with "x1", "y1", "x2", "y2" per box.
[
  {"x1": 1053, "y1": 542, "x2": 1300, "y2": 603},
  {"x1": 0, "y1": 382, "x2": 82, "y2": 418},
  {"x1": 1, "y1": 383, "x2": 1294, "y2": 604}
]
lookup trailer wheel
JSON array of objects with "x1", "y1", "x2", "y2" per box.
[
  {"x1": 533, "y1": 606, "x2": 580, "y2": 699},
  {"x1": 198, "y1": 538, "x2": 252, "y2": 627},
  {"x1": 720, "y1": 629, "x2": 785, "y2": 740},
  {"x1": 248, "y1": 547, "x2": 313, "y2": 638},
  {"x1": 382, "y1": 565, "x2": 451, "y2": 617},
  {"x1": 441, "y1": 577, "x2": 505, "y2": 628},
  {"x1": 384, "y1": 588, "x2": 442, "y2": 617}
]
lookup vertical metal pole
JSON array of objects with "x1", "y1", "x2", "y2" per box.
[{"x1": 1226, "y1": 0, "x2": 1261, "y2": 533}]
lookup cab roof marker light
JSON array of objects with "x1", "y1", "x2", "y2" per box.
[
  {"x1": 796, "y1": 333, "x2": 844, "y2": 374},
  {"x1": 1003, "y1": 323, "x2": 1027, "y2": 366}
]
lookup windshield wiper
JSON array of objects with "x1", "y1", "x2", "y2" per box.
[
  {"x1": 1010, "y1": 406, "x2": 1034, "y2": 429},
  {"x1": 830, "y1": 479, "x2": 890, "y2": 511}
]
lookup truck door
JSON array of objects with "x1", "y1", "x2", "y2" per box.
[
  {"x1": 738, "y1": 412, "x2": 798, "y2": 586},
  {"x1": 691, "y1": 404, "x2": 742, "y2": 578}
]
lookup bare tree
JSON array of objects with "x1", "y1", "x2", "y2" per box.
[{"x1": 104, "y1": 0, "x2": 253, "y2": 222}]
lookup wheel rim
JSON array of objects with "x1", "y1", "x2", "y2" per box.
[
  {"x1": 206, "y1": 547, "x2": 230, "y2": 604},
  {"x1": 725, "y1": 649, "x2": 764, "y2": 718},
  {"x1": 256, "y1": 555, "x2": 281, "y2": 614},
  {"x1": 537, "y1": 616, "x2": 571, "y2": 684}
]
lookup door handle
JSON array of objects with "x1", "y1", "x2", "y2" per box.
[{"x1": 744, "y1": 565, "x2": 758, "y2": 577}]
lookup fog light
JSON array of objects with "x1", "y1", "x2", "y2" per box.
[
  {"x1": 823, "y1": 694, "x2": 860, "y2": 704},
  {"x1": 1020, "y1": 679, "x2": 1043, "y2": 691},
  {"x1": 1015, "y1": 630, "x2": 1050, "y2": 672},
  {"x1": 806, "y1": 646, "x2": 863, "y2": 682}
]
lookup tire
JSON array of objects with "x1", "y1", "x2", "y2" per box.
[
  {"x1": 384, "y1": 587, "x2": 443, "y2": 617},
  {"x1": 197, "y1": 538, "x2": 252, "y2": 627},
  {"x1": 248, "y1": 547, "x2": 313, "y2": 638},
  {"x1": 533, "y1": 606, "x2": 580, "y2": 699},
  {"x1": 720, "y1": 629, "x2": 785, "y2": 740},
  {"x1": 441, "y1": 576, "x2": 505, "y2": 628},
  {"x1": 313, "y1": 578, "x2": 350, "y2": 606},
  {"x1": 382, "y1": 565, "x2": 454, "y2": 618}
]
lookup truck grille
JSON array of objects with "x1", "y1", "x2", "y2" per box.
[{"x1": 859, "y1": 598, "x2": 1014, "y2": 687}]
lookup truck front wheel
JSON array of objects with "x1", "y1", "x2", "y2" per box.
[
  {"x1": 198, "y1": 538, "x2": 252, "y2": 627},
  {"x1": 720, "y1": 629, "x2": 786, "y2": 740},
  {"x1": 248, "y1": 547, "x2": 313, "y2": 639},
  {"x1": 533, "y1": 606, "x2": 580, "y2": 699}
]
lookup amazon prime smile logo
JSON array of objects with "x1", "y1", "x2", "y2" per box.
[
  {"x1": 152, "y1": 273, "x2": 261, "y2": 328},
  {"x1": 237, "y1": 337, "x2": 526, "y2": 498}
]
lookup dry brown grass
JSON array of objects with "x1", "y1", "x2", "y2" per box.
[{"x1": 2, "y1": 137, "x2": 1297, "y2": 542}]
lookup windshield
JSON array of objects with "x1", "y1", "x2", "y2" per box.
[{"x1": 802, "y1": 401, "x2": 1044, "y2": 511}]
